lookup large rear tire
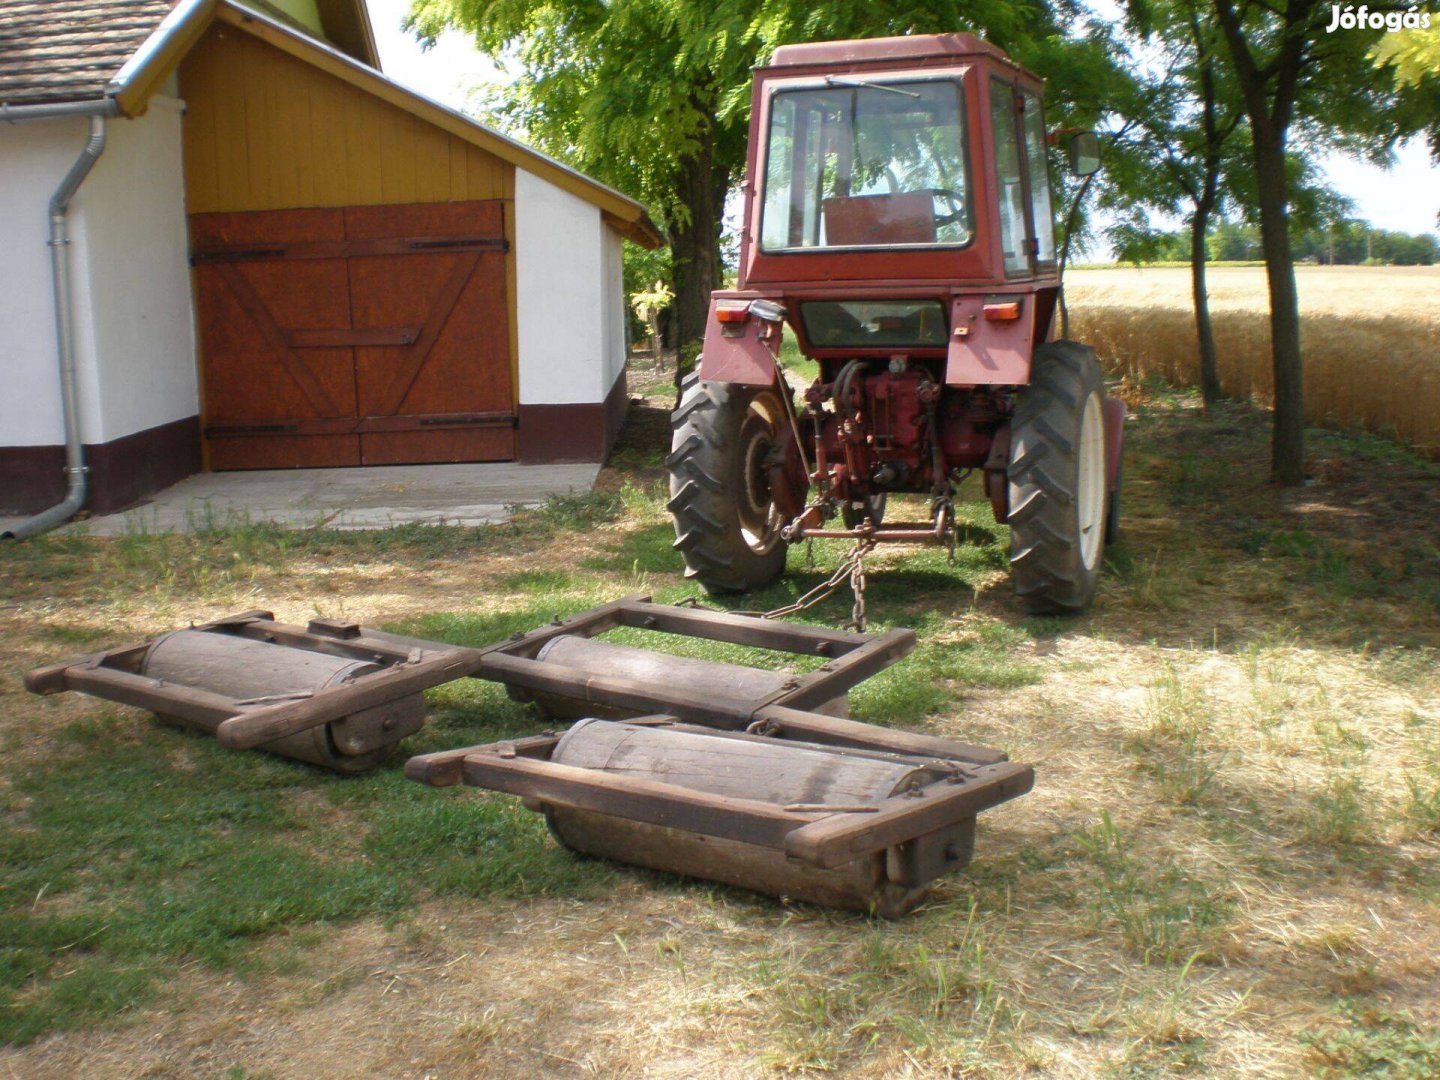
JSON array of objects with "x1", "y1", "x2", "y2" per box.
[
  {"x1": 667, "y1": 371, "x2": 789, "y2": 594},
  {"x1": 1007, "y1": 341, "x2": 1109, "y2": 614}
]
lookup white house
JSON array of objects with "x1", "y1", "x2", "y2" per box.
[{"x1": 0, "y1": 0, "x2": 659, "y2": 528}]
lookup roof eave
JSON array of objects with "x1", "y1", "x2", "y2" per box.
[
  {"x1": 604, "y1": 211, "x2": 665, "y2": 249},
  {"x1": 106, "y1": 0, "x2": 219, "y2": 117}
]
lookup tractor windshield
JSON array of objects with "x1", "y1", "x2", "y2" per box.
[{"x1": 760, "y1": 78, "x2": 971, "y2": 252}]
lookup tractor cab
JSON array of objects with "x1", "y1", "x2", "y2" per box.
[
  {"x1": 673, "y1": 34, "x2": 1122, "y2": 617},
  {"x1": 703, "y1": 34, "x2": 1090, "y2": 384},
  {"x1": 742, "y1": 35, "x2": 1062, "y2": 288}
]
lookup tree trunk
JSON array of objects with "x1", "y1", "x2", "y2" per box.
[
  {"x1": 670, "y1": 120, "x2": 721, "y2": 390},
  {"x1": 1208, "y1": 0, "x2": 1312, "y2": 486},
  {"x1": 1251, "y1": 127, "x2": 1306, "y2": 485},
  {"x1": 1190, "y1": 201, "x2": 1222, "y2": 408},
  {"x1": 1187, "y1": 2, "x2": 1224, "y2": 410}
]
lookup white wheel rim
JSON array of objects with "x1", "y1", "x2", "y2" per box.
[
  {"x1": 738, "y1": 394, "x2": 785, "y2": 554},
  {"x1": 1078, "y1": 391, "x2": 1106, "y2": 571}
]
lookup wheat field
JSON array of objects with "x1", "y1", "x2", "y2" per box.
[{"x1": 1066, "y1": 265, "x2": 1440, "y2": 457}]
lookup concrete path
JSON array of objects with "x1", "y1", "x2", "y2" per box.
[{"x1": 1, "y1": 462, "x2": 600, "y2": 537}]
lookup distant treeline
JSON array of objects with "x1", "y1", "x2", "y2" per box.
[{"x1": 1116, "y1": 219, "x2": 1440, "y2": 266}]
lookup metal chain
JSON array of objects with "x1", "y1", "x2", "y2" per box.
[
  {"x1": 706, "y1": 538, "x2": 876, "y2": 631},
  {"x1": 849, "y1": 544, "x2": 869, "y2": 632}
]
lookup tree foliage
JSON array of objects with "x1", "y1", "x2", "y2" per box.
[
  {"x1": 1099, "y1": 0, "x2": 1249, "y2": 404},
  {"x1": 1112, "y1": 218, "x2": 1440, "y2": 265},
  {"x1": 1372, "y1": 27, "x2": 1440, "y2": 88}
]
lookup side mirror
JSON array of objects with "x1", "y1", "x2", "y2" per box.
[{"x1": 1068, "y1": 131, "x2": 1101, "y2": 177}]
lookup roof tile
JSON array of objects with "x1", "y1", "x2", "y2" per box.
[{"x1": 0, "y1": 0, "x2": 177, "y2": 107}]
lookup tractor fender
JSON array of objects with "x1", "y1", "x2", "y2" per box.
[
  {"x1": 944, "y1": 295, "x2": 1033, "y2": 386},
  {"x1": 1104, "y1": 396, "x2": 1125, "y2": 492},
  {"x1": 698, "y1": 298, "x2": 781, "y2": 385}
]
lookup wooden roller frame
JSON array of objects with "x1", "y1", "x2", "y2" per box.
[
  {"x1": 405, "y1": 720, "x2": 1033, "y2": 872},
  {"x1": 24, "y1": 611, "x2": 484, "y2": 749},
  {"x1": 470, "y1": 595, "x2": 1005, "y2": 763}
]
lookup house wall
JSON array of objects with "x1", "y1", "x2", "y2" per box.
[
  {"x1": 601, "y1": 228, "x2": 628, "y2": 397},
  {"x1": 600, "y1": 226, "x2": 629, "y2": 455},
  {"x1": 513, "y1": 170, "x2": 629, "y2": 463},
  {"x1": 0, "y1": 101, "x2": 200, "y2": 515},
  {"x1": 73, "y1": 96, "x2": 199, "y2": 447},
  {"x1": 0, "y1": 118, "x2": 82, "y2": 451}
]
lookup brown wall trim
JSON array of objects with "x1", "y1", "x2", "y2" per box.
[
  {"x1": 0, "y1": 416, "x2": 202, "y2": 516},
  {"x1": 518, "y1": 368, "x2": 629, "y2": 465},
  {"x1": 603, "y1": 365, "x2": 629, "y2": 455},
  {"x1": 0, "y1": 446, "x2": 66, "y2": 516}
]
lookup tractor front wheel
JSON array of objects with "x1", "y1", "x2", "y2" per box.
[
  {"x1": 667, "y1": 371, "x2": 790, "y2": 594},
  {"x1": 1007, "y1": 341, "x2": 1110, "y2": 614}
]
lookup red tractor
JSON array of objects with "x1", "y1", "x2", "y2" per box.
[{"x1": 667, "y1": 33, "x2": 1124, "y2": 614}]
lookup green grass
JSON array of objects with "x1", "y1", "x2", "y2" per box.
[
  {"x1": 750, "y1": 904, "x2": 1003, "y2": 1073},
  {"x1": 1303, "y1": 718, "x2": 1374, "y2": 848},
  {"x1": 1, "y1": 721, "x2": 392, "y2": 1040},
  {"x1": 1075, "y1": 813, "x2": 1234, "y2": 966},
  {"x1": 500, "y1": 567, "x2": 584, "y2": 593},
  {"x1": 778, "y1": 334, "x2": 819, "y2": 383},
  {"x1": 1304, "y1": 1004, "x2": 1440, "y2": 1078},
  {"x1": 1129, "y1": 668, "x2": 1225, "y2": 807}
]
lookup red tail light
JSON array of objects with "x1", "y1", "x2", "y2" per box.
[{"x1": 715, "y1": 301, "x2": 751, "y2": 324}]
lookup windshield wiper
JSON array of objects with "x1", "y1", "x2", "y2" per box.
[{"x1": 823, "y1": 76, "x2": 921, "y2": 98}]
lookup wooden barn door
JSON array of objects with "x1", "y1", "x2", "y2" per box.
[{"x1": 191, "y1": 200, "x2": 515, "y2": 470}]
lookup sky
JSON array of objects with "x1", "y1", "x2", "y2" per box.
[{"x1": 366, "y1": 0, "x2": 1440, "y2": 243}]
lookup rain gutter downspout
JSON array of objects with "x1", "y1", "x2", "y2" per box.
[
  {"x1": 2, "y1": 100, "x2": 119, "y2": 539},
  {"x1": 2, "y1": 0, "x2": 212, "y2": 538}
]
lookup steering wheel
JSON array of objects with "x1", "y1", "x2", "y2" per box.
[{"x1": 929, "y1": 188, "x2": 967, "y2": 226}]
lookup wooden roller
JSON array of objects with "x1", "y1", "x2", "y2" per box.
[
  {"x1": 142, "y1": 629, "x2": 425, "y2": 771},
  {"x1": 515, "y1": 635, "x2": 849, "y2": 718},
  {"x1": 541, "y1": 719, "x2": 963, "y2": 916}
]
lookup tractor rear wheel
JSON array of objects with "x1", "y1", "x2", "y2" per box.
[
  {"x1": 667, "y1": 371, "x2": 790, "y2": 593},
  {"x1": 1007, "y1": 341, "x2": 1109, "y2": 614}
]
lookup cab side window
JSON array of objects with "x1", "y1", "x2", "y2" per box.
[
  {"x1": 989, "y1": 79, "x2": 1029, "y2": 275},
  {"x1": 1020, "y1": 89, "x2": 1057, "y2": 265}
]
